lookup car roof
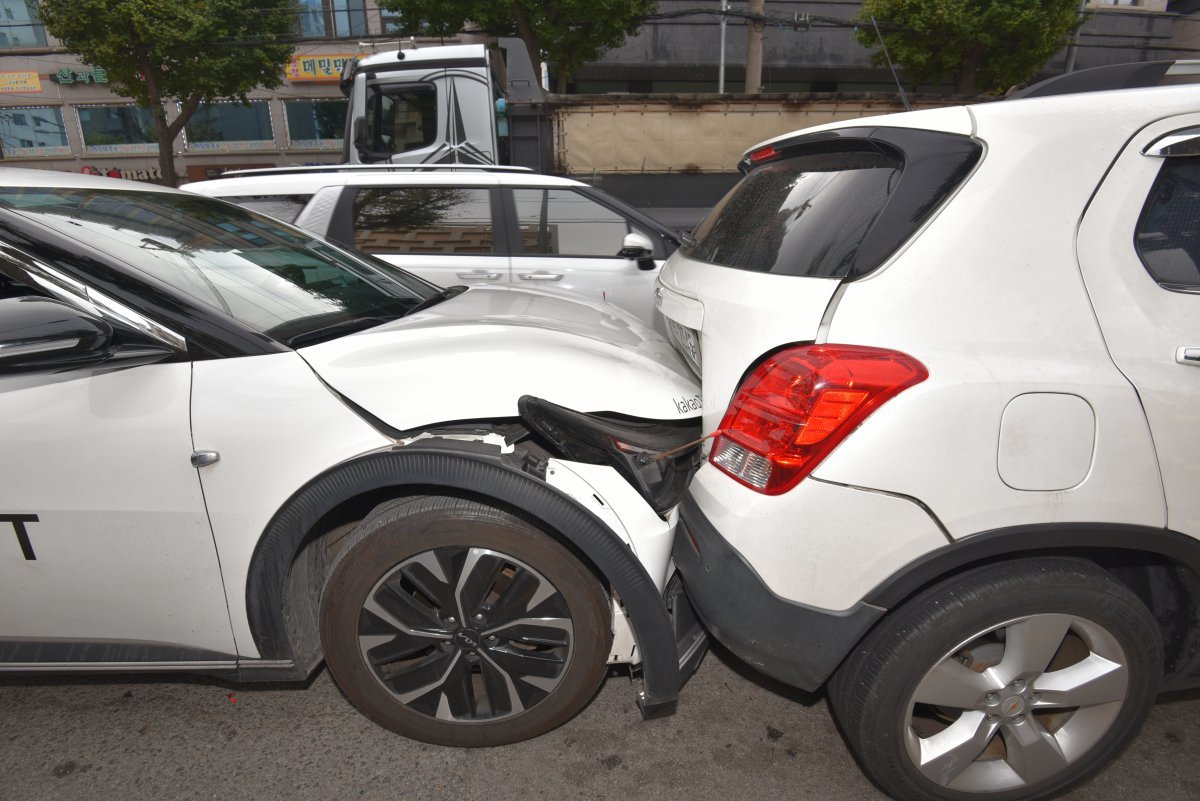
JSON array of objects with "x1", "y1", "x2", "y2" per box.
[
  {"x1": 184, "y1": 167, "x2": 590, "y2": 196},
  {"x1": 742, "y1": 82, "x2": 1200, "y2": 161},
  {"x1": 0, "y1": 167, "x2": 185, "y2": 194}
]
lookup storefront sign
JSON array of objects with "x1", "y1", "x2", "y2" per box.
[
  {"x1": 52, "y1": 67, "x2": 109, "y2": 85},
  {"x1": 287, "y1": 55, "x2": 355, "y2": 83},
  {"x1": 82, "y1": 165, "x2": 162, "y2": 181},
  {"x1": 0, "y1": 72, "x2": 42, "y2": 93}
]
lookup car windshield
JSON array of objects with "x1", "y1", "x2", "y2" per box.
[{"x1": 0, "y1": 187, "x2": 440, "y2": 346}]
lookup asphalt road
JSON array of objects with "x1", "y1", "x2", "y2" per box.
[{"x1": 1, "y1": 646, "x2": 1197, "y2": 801}]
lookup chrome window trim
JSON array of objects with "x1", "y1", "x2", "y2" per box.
[
  {"x1": 0, "y1": 241, "x2": 187, "y2": 351},
  {"x1": 1143, "y1": 127, "x2": 1200, "y2": 158}
]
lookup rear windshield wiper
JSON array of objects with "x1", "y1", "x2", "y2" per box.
[{"x1": 403, "y1": 285, "x2": 468, "y2": 317}]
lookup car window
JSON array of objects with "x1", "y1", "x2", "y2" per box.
[
  {"x1": 364, "y1": 84, "x2": 437, "y2": 158},
  {"x1": 686, "y1": 146, "x2": 902, "y2": 278},
  {"x1": 0, "y1": 187, "x2": 438, "y2": 347},
  {"x1": 220, "y1": 194, "x2": 313, "y2": 224},
  {"x1": 1137, "y1": 157, "x2": 1200, "y2": 291},
  {"x1": 352, "y1": 187, "x2": 494, "y2": 254},
  {"x1": 511, "y1": 188, "x2": 634, "y2": 257}
]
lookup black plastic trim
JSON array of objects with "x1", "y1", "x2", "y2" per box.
[
  {"x1": 246, "y1": 445, "x2": 684, "y2": 709},
  {"x1": 1010, "y1": 60, "x2": 1177, "y2": 100},
  {"x1": 674, "y1": 494, "x2": 883, "y2": 692},
  {"x1": 864, "y1": 523, "x2": 1200, "y2": 609},
  {"x1": 0, "y1": 640, "x2": 238, "y2": 664}
]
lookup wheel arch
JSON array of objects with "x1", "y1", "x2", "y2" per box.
[
  {"x1": 245, "y1": 444, "x2": 684, "y2": 709},
  {"x1": 862, "y1": 523, "x2": 1200, "y2": 691}
]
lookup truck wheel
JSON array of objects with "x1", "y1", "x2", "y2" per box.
[
  {"x1": 829, "y1": 558, "x2": 1162, "y2": 801},
  {"x1": 320, "y1": 495, "x2": 611, "y2": 747}
]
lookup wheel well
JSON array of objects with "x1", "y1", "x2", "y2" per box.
[
  {"x1": 280, "y1": 483, "x2": 612, "y2": 675},
  {"x1": 870, "y1": 548, "x2": 1200, "y2": 685}
]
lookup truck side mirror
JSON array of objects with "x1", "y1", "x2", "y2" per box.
[
  {"x1": 352, "y1": 117, "x2": 370, "y2": 162},
  {"x1": 618, "y1": 232, "x2": 658, "y2": 271}
]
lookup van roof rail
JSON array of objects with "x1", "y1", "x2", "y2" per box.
[
  {"x1": 1009, "y1": 59, "x2": 1200, "y2": 100},
  {"x1": 217, "y1": 164, "x2": 537, "y2": 179}
]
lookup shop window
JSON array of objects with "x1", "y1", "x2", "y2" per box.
[
  {"x1": 284, "y1": 99, "x2": 347, "y2": 149},
  {"x1": 185, "y1": 101, "x2": 274, "y2": 152},
  {"x1": 78, "y1": 105, "x2": 159, "y2": 155},
  {"x1": 0, "y1": 107, "x2": 70, "y2": 157}
]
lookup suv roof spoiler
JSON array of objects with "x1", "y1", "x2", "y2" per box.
[
  {"x1": 218, "y1": 164, "x2": 537, "y2": 179},
  {"x1": 1009, "y1": 59, "x2": 1200, "y2": 100}
]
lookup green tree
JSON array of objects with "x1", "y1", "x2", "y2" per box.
[
  {"x1": 379, "y1": 0, "x2": 655, "y2": 93},
  {"x1": 856, "y1": 0, "x2": 1083, "y2": 94},
  {"x1": 38, "y1": 0, "x2": 296, "y2": 185}
]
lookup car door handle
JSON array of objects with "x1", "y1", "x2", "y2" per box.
[
  {"x1": 519, "y1": 272, "x2": 563, "y2": 281},
  {"x1": 456, "y1": 270, "x2": 502, "y2": 280},
  {"x1": 1177, "y1": 347, "x2": 1200, "y2": 365}
]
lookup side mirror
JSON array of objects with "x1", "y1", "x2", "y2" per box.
[
  {"x1": 0, "y1": 296, "x2": 113, "y2": 372},
  {"x1": 618, "y1": 232, "x2": 658, "y2": 271},
  {"x1": 352, "y1": 117, "x2": 370, "y2": 163}
]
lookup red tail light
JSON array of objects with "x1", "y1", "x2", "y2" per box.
[
  {"x1": 748, "y1": 145, "x2": 781, "y2": 164},
  {"x1": 711, "y1": 345, "x2": 928, "y2": 495}
]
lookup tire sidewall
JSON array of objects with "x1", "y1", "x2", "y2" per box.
[
  {"x1": 833, "y1": 560, "x2": 1162, "y2": 801},
  {"x1": 320, "y1": 499, "x2": 611, "y2": 747}
]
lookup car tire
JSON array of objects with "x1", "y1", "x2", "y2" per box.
[
  {"x1": 829, "y1": 558, "x2": 1162, "y2": 801},
  {"x1": 319, "y1": 495, "x2": 611, "y2": 747}
]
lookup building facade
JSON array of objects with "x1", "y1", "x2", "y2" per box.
[{"x1": 0, "y1": 0, "x2": 1192, "y2": 182}]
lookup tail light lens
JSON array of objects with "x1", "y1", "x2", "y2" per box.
[{"x1": 711, "y1": 345, "x2": 928, "y2": 495}]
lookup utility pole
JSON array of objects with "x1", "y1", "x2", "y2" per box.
[
  {"x1": 1064, "y1": 0, "x2": 1088, "y2": 73},
  {"x1": 718, "y1": 0, "x2": 729, "y2": 93},
  {"x1": 745, "y1": 0, "x2": 765, "y2": 93}
]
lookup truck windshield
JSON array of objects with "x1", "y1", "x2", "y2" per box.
[
  {"x1": 365, "y1": 84, "x2": 438, "y2": 158},
  {"x1": 0, "y1": 187, "x2": 440, "y2": 346}
]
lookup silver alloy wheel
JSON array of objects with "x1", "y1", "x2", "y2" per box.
[
  {"x1": 904, "y1": 613, "x2": 1129, "y2": 793},
  {"x1": 357, "y1": 546, "x2": 574, "y2": 723}
]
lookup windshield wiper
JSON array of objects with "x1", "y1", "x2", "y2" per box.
[
  {"x1": 403, "y1": 285, "x2": 468, "y2": 317},
  {"x1": 285, "y1": 316, "x2": 399, "y2": 349}
]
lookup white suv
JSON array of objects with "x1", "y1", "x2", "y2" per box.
[
  {"x1": 183, "y1": 165, "x2": 678, "y2": 331},
  {"x1": 0, "y1": 168, "x2": 705, "y2": 747},
  {"x1": 656, "y1": 76, "x2": 1200, "y2": 800}
]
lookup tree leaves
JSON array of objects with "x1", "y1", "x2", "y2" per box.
[
  {"x1": 38, "y1": 0, "x2": 296, "y2": 184},
  {"x1": 856, "y1": 0, "x2": 1083, "y2": 94}
]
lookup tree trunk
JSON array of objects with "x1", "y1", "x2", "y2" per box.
[
  {"x1": 139, "y1": 49, "x2": 178, "y2": 187},
  {"x1": 744, "y1": 0, "x2": 765, "y2": 94},
  {"x1": 954, "y1": 45, "x2": 984, "y2": 95}
]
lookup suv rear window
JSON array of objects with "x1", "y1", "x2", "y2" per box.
[
  {"x1": 687, "y1": 146, "x2": 901, "y2": 278},
  {"x1": 684, "y1": 129, "x2": 982, "y2": 281}
]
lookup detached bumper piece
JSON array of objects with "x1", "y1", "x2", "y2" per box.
[
  {"x1": 673, "y1": 494, "x2": 884, "y2": 692},
  {"x1": 518, "y1": 395, "x2": 704, "y2": 515}
]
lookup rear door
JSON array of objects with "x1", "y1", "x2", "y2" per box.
[
  {"x1": 341, "y1": 183, "x2": 510, "y2": 288},
  {"x1": 1077, "y1": 116, "x2": 1200, "y2": 539}
]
